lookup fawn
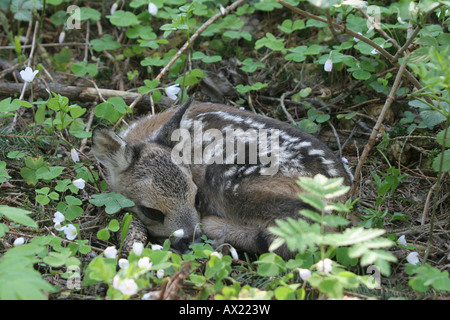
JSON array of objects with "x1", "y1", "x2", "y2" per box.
[{"x1": 92, "y1": 97, "x2": 353, "y2": 258}]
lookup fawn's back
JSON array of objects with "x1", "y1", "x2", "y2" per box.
[{"x1": 92, "y1": 98, "x2": 352, "y2": 257}]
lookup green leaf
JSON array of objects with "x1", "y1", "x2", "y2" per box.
[
  {"x1": 89, "y1": 192, "x2": 135, "y2": 214},
  {"x1": 297, "y1": 193, "x2": 325, "y2": 211},
  {"x1": 432, "y1": 149, "x2": 450, "y2": 172},
  {"x1": 108, "y1": 219, "x2": 120, "y2": 232},
  {"x1": 97, "y1": 228, "x2": 111, "y2": 241},
  {"x1": 436, "y1": 129, "x2": 450, "y2": 147},
  {"x1": 107, "y1": 10, "x2": 140, "y2": 27},
  {"x1": 90, "y1": 34, "x2": 121, "y2": 52},
  {"x1": 79, "y1": 7, "x2": 101, "y2": 21},
  {"x1": 255, "y1": 33, "x2": 286, "y2": 53},
  {"x1": 0, "y1": 205, "x2": 38, "y2": 228},
  {"x1": 254, "y1": 253, "x2": 286, "y2": 277}
]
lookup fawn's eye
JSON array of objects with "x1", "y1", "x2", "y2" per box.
[
  {"x1": 139, "y1": 206, "x2": 165, "y2": 223},
  {"x1": 194, "y1": 192, "x2": 201, "y2": 209}
]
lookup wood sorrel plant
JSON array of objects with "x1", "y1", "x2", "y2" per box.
[{"x1": 268, "y1": 174, "x2": 396, "y2": 299}]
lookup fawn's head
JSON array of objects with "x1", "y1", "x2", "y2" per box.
[{"x1": 91, "y1": 97, "x2": 201, "y2": 252}]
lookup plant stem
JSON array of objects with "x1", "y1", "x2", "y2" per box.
[{"x1": 423, "y1": 123, "x2": 449, "y2": 263}]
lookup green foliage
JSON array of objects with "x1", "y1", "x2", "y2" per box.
[
  {"x1": 406, "y1": 264, "x2": 450, "y2": 293},
  {"x1": 1, "y1": 0, "x2": 449, "y2": 301},
  {"x1": 89, "y1": 192, "x2": 135, "y2": 215}
]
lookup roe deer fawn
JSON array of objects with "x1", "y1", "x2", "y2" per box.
[{"x1": 92, "y1": 97, "x2": 353, "y2": 258}]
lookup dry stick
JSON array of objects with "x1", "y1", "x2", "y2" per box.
[
  {"x1": 357, "y1": 8, "x2": 401, "y2": 50},
  {"x1": 349, "y1": 57, "x2": 409, "y2": 198},
  {"x1": 112, "y1": 0, "x2": 249, "y2": 130}
]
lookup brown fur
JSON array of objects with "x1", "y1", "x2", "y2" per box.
[{"x1": 92, "y1": 98, "x2": 352, "y2": 258}]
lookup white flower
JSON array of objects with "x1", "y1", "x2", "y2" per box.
[
  {"x1": 112, "y1": 275, "x2": 121, "y2": 289},
  {"x1": 138, "y1": 257, "x2": 152, "y2": 270},
  {"x1": 299, "y1": 269, "x2": 312, "y2": 281},
  {"x1": 210, "y1": 251, "x2": 222, "y2": 259},
  {"x1": 104, "y1": 246, "x2": 118, "y2": 259},
  {"x1": 110, "y1": 2, "x2": 118, "y2": 15},
  {"x1": 398, "y1": 235, "x2": 407, "y2": 246},
  {"x1": 151, "y1": 244, "x2": 163, "y2": 251},
  {"x1": 142, "y1": 292, "x2": 151, "y2": 300},
  {"x1": 407, "y1": 252, "x2": 420, "y2": 265},
  {"x1": 341, "y1": 157, "x2": 349, "y2": 164},
  {"x1": 20, "y1": 67, "x2": 39, "y2": 82},
  {"x1": 172, "y1": 228, "x2": 184, "y2": 238},
  {"x1": 148, "y1": 2, "x2": 158, "y2": 16},
  {"x1": 132, "y1": 242, "x2": 144, "y2": 256},
  {"x1": 156, "y1": 269, "x2": 165, "y2": 279},
  {"x1": 165, "y1": 84, "x2": 180, "y2": 101},
  {"x1": 70, "y1": 148, "x2": 80, "y2": 162},
  {"x1": 118, "y1": 258, "x2": 129, "y2": 269},
  {"x1": 353, "y1": 32, "x2": 362, "y2": 42},
  {"x1": 220, "y1": 5, "x2": 226, "y2": 15},
  {"x1": 317, "y1": 258, "x2": 333, "y2": 274},
  {"x1": 230, "y1": 247, "x2": 239, "y2": 260},
  {"x1": 53, "y1": 211, "x2": 65, "y2": 224},
  {"x1": 54, "y1": 222, "x2": 64, "y2": 231},
  {"x1": 73, "y1": 178, "x2": 85, "y2": 189},
  {"x1": 324, "y1": 59, "x2": 333, "y2": 72},
  {"x1": 371, "y1": 48, "x2": 379, "y2": 55},
  {"x1": 341, "y1": 0, "x2": 367, "y2": 8},
  {"x1": 63, "y1": 224, "x2": 78, "y2": 240},
  {"x1": 58, "y1": 31, "x2": 65, "y2": 44},
  {"x1": 13, "y1": 237, "x2": 25, "y2": 246},
  {"x1": 117, "y1": 278, "x2": 138, "y2": 295}
]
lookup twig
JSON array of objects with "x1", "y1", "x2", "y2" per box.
[
  {"x1": 357, "y1": 8, "x2": 401, "y2": 50},
  {"x1": 349, "y1": 57, "x2": 409, "y2": 198},
  {"x1": 112, "y1": 0, "x2": 249, "y2": 130},
  {"x1": 421, "y1": 179, "x2": 440, "y2": 225},
  {"x1": 280, "y1": 92, "x2": 296, "y2": 125}
]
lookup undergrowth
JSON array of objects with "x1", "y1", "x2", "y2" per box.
[{"x1": 0, "y1": 0, "x2": 449, "y2": 300}]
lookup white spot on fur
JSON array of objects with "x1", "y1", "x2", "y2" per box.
[{"x1": 308, "y1": 149, "x2": 325, "y2": 156}]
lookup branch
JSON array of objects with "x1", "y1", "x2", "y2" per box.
[
  {"x1": 349, "y1": 57, "x2": 409, "y2": 198},
  {"x1": 0, "y1": 81, "x2": 172, "y2": 108}
]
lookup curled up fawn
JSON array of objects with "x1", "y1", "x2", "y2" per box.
[{"x1": 92, "y1": 97, "x2": 353, "y2": 259}]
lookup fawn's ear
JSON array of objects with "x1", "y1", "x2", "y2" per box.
[
  {"x1": 92, "y1": 125, "x2": 132, "y2": 171},
  {"x1": 152, "y1": 95, "x2": 194, "y2": 148}
]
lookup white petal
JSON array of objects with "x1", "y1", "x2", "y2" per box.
[
  {"x1": 64, "y1": 224, "x2": 78, "y2": 240},
  {"x1": 13, "y1": 237, "x2": 25, "y2": 246},
  {"x1": 165, "y1": 84, "x2": 180, "y2": 101},
  {"x1": 73, "y1": 178, "x2": 85, "y2": 189},
  {"x1": 156, "y1": 269, "x2": 165, "y2": 279},
  {"x1": 53, "y1": 211, "x2": 65, "y2": 223},
  {"x1": 118, "y1": 259, "x2": 129, "y2": 269},
  {"x1": 138, "y1": 257, "x2": 152, "y2": 269},
  {"x1": 324, "y1": 59, "x2": 333, "y2": 72},
  {"x1": 133, "y1": 242, "x2": 144, "y2": 256},
  {"x1": 104, "y1": 246, "x2": 118, "y2": 259},
  {"x1": 70, "y1": 149, "x2": 80, "y2": 162},
  {"x1": 299, "y1": 269, "x2": 311, "y2": 281},
  {"x1": 118, "y1": 278, "x2": 138, "y2": 295},
  {"x1": 148, "y1": 3, "x2": 158, "y2": 16},
  {"x1": 398, "y1": 235, "x2": 407, "y2": 246},
  {"x1": 172, "y1": 228, "x2": 184, "y2": 238},
  {"x1": 151, "y1": 244, "x2": 163, "y2": 251},
  {"x1": 406, "y1": 252, "x2": 420, "y2": 265}
]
